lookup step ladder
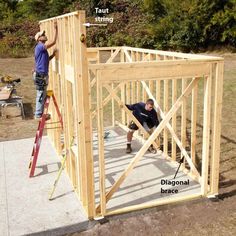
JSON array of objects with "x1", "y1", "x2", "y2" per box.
[{"x1": 28, "y1": 90, "x2": 63, "y2": 177}]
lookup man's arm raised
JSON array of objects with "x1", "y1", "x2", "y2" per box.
[{"x1": 45, "y1": 21, "x2": 58, "y2": 49}]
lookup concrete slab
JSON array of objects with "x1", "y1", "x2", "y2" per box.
[
  {"x1": 0, "y1": 137, "x2": 93, "y2": 236},
  {"x1": 0, "y1": 141, "x2": 8, "y2": 236},
  {"x1": 0, "y1": 127, "x2": 201, "y2": 235},
  {"x1": 93, "y1": 127, "x2": 201, "y2": 211}
]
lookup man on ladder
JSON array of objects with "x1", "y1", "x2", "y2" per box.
[
  {"x1": 33, "y1": 21, "x2": 58, "y2": 119},
  {"x1": 29, "y1": 21, "x2": 62, "y2": 177}
]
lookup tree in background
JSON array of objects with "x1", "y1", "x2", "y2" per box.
[
  {"x1": 16, "y1": 0, "x2": 50, "y2": 20},
  {"x1": 203, "y1": 0, "x2": 236, "y2": 48},
  {"x1": 0, "y1": 0, "x2": 39, "y2": 57},
  {"x1": 0, "y1": 0, "x2": 15, "y2": 26},
  {"x1": 47, "y1": 0, "x2": 79, "y2": 18},
  {"x1": 0, "y1": 0, "x2": 235, "y2": 57},
  {"x1": 85, "y1": 0, "x2": 154, "y2": 48},
  {"x1": 144, "y1": 0, "x2": 236, "y2": 51}
]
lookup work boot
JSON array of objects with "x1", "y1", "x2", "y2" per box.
[
  {"x1": 34, "y1": 116, "x2": 41, "y2": 121},
  {"x1": 148, "y1": 145, "x2": 157, "y2": 154},
  {"x1": 126, "y1": 143, "x2": 132, "y2": 154},
  {"x1": 34, "y1": 113, "x2": 51, "y2": 121}
]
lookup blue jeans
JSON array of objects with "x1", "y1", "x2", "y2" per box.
[
  {"x1": 35, "y1": 89, "x2": 47, "y2": 117},
  {"x1": 32, "y1": 72, "x2": 48, "y2": 117}
]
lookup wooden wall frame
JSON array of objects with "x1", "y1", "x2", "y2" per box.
[{"x1": 39, "y1": 11, "x2": 224, "y2": 219}]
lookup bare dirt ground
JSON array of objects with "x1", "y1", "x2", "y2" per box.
[
  {"x1": 0, "y1": 57, "x2": 37, "y2": 141},
  {"x1": 0, "y1": 53, "x2": 235, "y2": 235}
]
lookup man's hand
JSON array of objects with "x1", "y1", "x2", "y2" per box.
[
  {"x1": 53, "y1": 48, "x2": 58, "y2": 59},
  {"x1": 45, "y1": 21, "x2": 58, "y2": 49},
  {"x1": 52, "y1": 48, "x2": 58, "y2": 56},
  {"x1": 49, "y1": 48, "x2": 58, "y2": 61}
]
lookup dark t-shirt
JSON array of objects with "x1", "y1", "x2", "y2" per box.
[
  {"x1": 126, "y1": 102, "x2": 159, "y2": 128},
  {"x1": 34, "y1": 42, "x2": 49, "y2": 75}
]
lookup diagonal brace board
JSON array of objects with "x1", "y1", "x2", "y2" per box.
[
  {"x1": 123, "y1": 49, "x2": 132, "y2": 62},
  {"x1": 141, "y1": 80, "x2": 200, "y2": 178},
  {"x1": 96, "y1": 77, "x2": 200, "y2": 209},
  {"x1": 106, "y1": 48, "x2": 121, "y2": 63},
  {"x1": 92, "y1": 84, "x2": 121, "y2": 119},
  {"x1": 90, "y1": 77, "x2": 96, "y2": 88}
]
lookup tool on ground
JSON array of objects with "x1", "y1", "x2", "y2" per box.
[
  {"x1": 173, "y1": 156, "x2": 185, "y2": 179},
  {"x1": 104, "y1": 131, "x2": 110, "y2": 139},
  {"x1": 28, "y1": 90, "x2": 63, "y2": 177},
  {"x1": 0, "y1": 75, "x2": 21, "y2": 85},
  {"x1": 48, "y1": 136, "x2": 74, "y2": 200},
  {"x1": 96, "y1": 130, "x2": 110, "y2": 139},
  {"x1": 0, "y1": 75, "x2": 24, "y2": 118}
]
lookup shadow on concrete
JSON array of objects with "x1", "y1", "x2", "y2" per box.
[
  {"x1": 27, "y1": 220, "x2": 96, "y2": 236},
  {"x1": 49, "y1": 190, "x2": 75, "y2": 201},
  {"x1": 107, "y1": 184, "x2": 200, "y2": 211},
  {"x1": 34, "y1": 161, "x2": 61, "y2": 177}
]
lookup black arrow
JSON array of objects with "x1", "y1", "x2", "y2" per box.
[{"x1": 173, "y1": 156, "x2": 184, "y2": 179}]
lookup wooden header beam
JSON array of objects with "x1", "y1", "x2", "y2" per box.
[
  {"x1": 86, "y1": 46, "x2": 223, "y2": 61},
  {"x1": 39, "y1": 11, "x2": 80, "y2": 23},
  {"x1": 123, "y1": 46, "x2": 223, "y2": 60},
  {"x1": 93, "y1": 62, "x2": 211, "y2": 82}
]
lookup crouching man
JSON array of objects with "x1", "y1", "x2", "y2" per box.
[{"x1": 125, "y1": 99, "x2": 159, "y2": 154}]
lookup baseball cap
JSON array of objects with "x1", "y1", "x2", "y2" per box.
[{"x1": 34, "y1": 30, "x2": 45, "y2": 41}]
